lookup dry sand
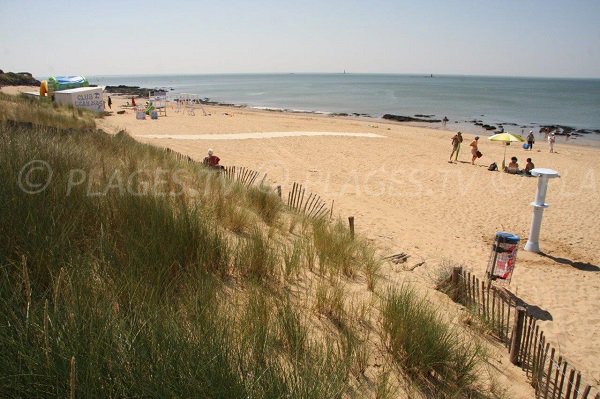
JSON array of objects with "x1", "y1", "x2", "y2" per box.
[
  {"x1": 4, "y1": 87, "x2": 598, "y2": 394},
  {"x1": 99, "y1": 96, "x2": 600, "y2": 388}
]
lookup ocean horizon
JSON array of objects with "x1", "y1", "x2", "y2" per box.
[{"x1": 86, "y1": 73, "x2": 600, "y2": 142}]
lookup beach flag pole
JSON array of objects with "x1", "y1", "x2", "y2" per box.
[{"x1": 524, "y1": 168, "x2": 560, "y2": 253}]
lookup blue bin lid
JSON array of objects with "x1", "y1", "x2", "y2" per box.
[{"x1": 495, "y1": 231, "x2": 520, "y2": 244}]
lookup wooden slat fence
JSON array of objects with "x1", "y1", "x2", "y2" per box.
[
  {"x1": 163, "y1": 148, "x2": 331, "y2": 220},
  {"x1": 286, "y1": 182, "x2": 330, "y2": 220},
  {"x1": 450, "y1": 268, "x2": 599, "y2": 399},
  {"x1": 457, "y1": 269, "x2": 519, "y2": 344},
  {"x1": 223, "y1": 166, "x2": 260, "y2": 187}
]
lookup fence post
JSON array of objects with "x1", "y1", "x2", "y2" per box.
[
  {"x1": 348, "y1": 216, "x2": 355, "y2": 238},
  {"x1": 276, "y1": 185, "x2": 282, "y2": 199},
  {"x1": 451, "y1": 266, "x2": 462, "y2": 302},
  {"x1": 510, "y1": 306, "x2": 527, "y2": 365}
]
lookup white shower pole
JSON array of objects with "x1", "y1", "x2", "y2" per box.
[{"x1": 524, "y1": 168, "x2": 560, "y2": 253}]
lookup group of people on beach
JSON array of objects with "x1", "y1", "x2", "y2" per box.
[
  {"x1": 448, "y1": 131, "x2": 539, "y2": 175},
  {"x1": 449, "y1": 132, "x2": 481, "y2": 165},
  {"x1": 505, "y1": 156, "x2": 535, "y2": 175}
]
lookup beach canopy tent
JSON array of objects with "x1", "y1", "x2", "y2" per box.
[
  {"x1": 488, "y1": 132, "x2": 525, "y2": 169},
  {"x1": 41, "y1": 76, "x2": 89, "y2": 96}
]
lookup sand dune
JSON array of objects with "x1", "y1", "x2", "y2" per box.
[{"x1": 97, "y1": 97, "x2": 600, "y2": 387}]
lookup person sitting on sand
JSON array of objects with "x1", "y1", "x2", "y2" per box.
[
  {"x1": 449, "y1": 132, "x2": 463, "y2": 162},
  {"x1": 525, "y1": 158, "x2": 535, "y2": 176},
  {"x1": 203, "y1": 148, "x2": 223, "y2": 169},
  {"x1": 505, "y1": 156, "x2": 520, "y2": 174}
]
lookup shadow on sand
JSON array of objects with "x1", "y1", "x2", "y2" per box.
[
  {"x1": 539, "y1": 252, "x2": 600, "y2": 272},
  {"x1": 497, "y1": 288, "x2": 553, "y2": 321}
]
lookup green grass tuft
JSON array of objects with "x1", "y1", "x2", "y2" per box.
[{"x1": 382, "y1": 285, "x2": 482, "y2": 397}]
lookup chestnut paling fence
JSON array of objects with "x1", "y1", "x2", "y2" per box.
[
  {"x1": 164, "y1": 147, "x2": 331, "y2": 219},
  {"x1": 448, "y1": 267, "x2": 599, "y2": 399}
]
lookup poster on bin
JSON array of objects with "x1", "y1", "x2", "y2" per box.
[{"x1": 493, "y1": 241, "x2": 518, "y2": 280}]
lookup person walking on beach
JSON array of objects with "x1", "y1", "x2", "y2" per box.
[
  {"x1": 527, "y1": 131, "x2": 535, "y2": 150},
  {"x1": 449, "y1": 132, "x2": 463, "y2": 162},
  {"x1": 548, "y1": 132, "x2": 556, "y2": 153},
  {"x1": 470, "y1": 136, "x2": 480, "y2": 165},
  {"x1": 107, "y1": 96, "x2": 112, "y2": 110},
  {"x1": 443, "y1": 116, "x2": 449, "y2": 126}
]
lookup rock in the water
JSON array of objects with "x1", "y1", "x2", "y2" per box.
[{"x1": 382, "y1": 114, "x2": 441, "y2": 123}]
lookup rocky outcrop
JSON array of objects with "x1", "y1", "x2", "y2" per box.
[
  {"x1": 382, "y1": 114, "x2": 441, "y2": 123},
  {"x1": 575, "y1": 128, "x2": 600, "y2": 135},
  {"x1": 104, "y1": 85, "x2": 154, "y2": 97},
  {"x1": 0, "y1": 70, "x2": 41, "y2": 86},
  {"x1": 537, "y1": 125, "x2": 596, "y2": 136}
]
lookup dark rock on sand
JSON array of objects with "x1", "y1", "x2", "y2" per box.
[
  {"x1": 482, "y1": 124, "x2": 496, "y2": 130},
  {"x1": 0, "y1": 70, "x2": 41, "y2": 86},
  {"x1": 104, "y1": 85, "x2": 152, "y2": 97},
  {"x1": 414, "y1": 114, "x2": 435, "y2": 118},
  {"x1": 539, "y1": 125, "x2": 584, "y2": 136},
  {"x1": 382, "y1": 114, "x2": 441, "y2": 123}
]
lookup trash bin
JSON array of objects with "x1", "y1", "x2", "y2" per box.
[
  {"x1": 151, "y1": 110, "x2": 158, "y2": 120},
  {"x1": 486, "y1": 232, "x2": 519, "y2": 282},
  {"x1": 136, "y1": 110, "x2": 146, "y2": 120}
]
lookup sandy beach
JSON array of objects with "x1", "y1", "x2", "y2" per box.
[
  {"x1": 96, "y1": 94, "x2": 600, "y2": 385},
  {"x1": 3, "y1": 87, "x2": 598, "y2": 393}
]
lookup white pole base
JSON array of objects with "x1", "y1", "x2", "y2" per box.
[{"x1": 524, "y1": 240, "x2": 540, "y2": 253}]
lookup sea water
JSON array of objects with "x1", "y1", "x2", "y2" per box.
[{"x1": 88, "y1": 73, "x2": 600, "y2": 141}]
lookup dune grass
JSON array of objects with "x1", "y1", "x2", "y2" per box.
[
  {"x1": 0, "y1": 92, "x2": 97, "y2": 130},
  {"x1": 382, "y1": 285, "x2": 483, "y2": 397},
  {"x1": 0, "y1": 94, "x2": 500, "y2": 397},
  {"x1": 0, "y1": 95, "x2": 365, "y2": 397}
]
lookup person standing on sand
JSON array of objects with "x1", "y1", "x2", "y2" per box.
[
  {"x1": 527, "y1": 131, "x2": 535, "y2": 150},
  {"x1": 470, "y1": 136, "x2": 480, "y2": 165},
  {"x1": 548, "y1": 132, "x2": 556, "y2": 153},
  {"x1": 107, "y1": 96, "x2": 112, "y2": 110},
  {"x1": 443, "y1": 116, "x2": 449, "y2": 126},
  {"x1": 449, "y1": 132, "x2": 463, "y2": 162}
]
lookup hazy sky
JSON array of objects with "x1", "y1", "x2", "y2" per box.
[{"x1": 1, "y1": 0, "x2": 599, "y2": 78}]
